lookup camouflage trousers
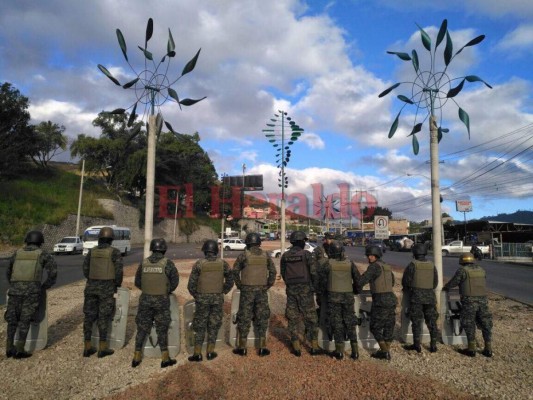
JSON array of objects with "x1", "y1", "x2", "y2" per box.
[
  {"x1": 4, "y1": 292, "x2": 40, "y2": 343},
  {"x1": 237, "y1": 290, "x2": 270, "y2": 338},
  {"x1": 134, "y1": 295, "x2": 171, "y2": 351},
  {"x1": 370, "y1": 304, "x2": 396, "y2": 342},
  {"x1": 409, "y1": 302, "x2": 439, "y2": 340},
  {"x1": 460, "y1": 299, "x2": 493, "y2": 342},
  {"x1": 83, "y1": 291, "x2": 115, "y2": 341},
  {"x1": 329, "y1": 299, "x2": 358, "y2": 343},
  {"x1": 192, "y1": 300, "x2": 223, "y2": 346},
  {"x1": 285, "y1": 288, "x2": 318, "y2": 341}
]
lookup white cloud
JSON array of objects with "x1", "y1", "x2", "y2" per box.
[
  {"x1": 496, "y1": 24, "x2": 533, "y2": 52},
  {"x1": 299, "y1": 133, "x2": 325, "y2": 149}
]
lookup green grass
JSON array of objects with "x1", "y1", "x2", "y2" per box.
[{"x1": 0, "y1": 166, "x2": 115, "y2": 245}]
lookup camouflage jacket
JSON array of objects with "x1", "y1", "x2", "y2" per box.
[
  {"x1": 83, "y1": 243, "x2": 123, "y2": 295},
  {"x1": 233, "y1": 246, "x2": 276, "y2": 291},
  {"x1": 188, "y1": 254, "x2": 234, "y2": 303},
  {"x1": 357, "y1": 261, "x2": 397, "y2": 307},
  {"x1": 135, "y1": 252, "x2": 179, "y2": 298},
  {"x1": 318, "y1": 255, "x2": 361, "y2": 302},
  {"x1": 8, "y1": 244, "x2": 57, "y2": 295},
  {"x1": 401, "y1": 259, "x2": 438, "y2": 305}
]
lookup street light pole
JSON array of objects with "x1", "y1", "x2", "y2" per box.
[{"x1": 75, "y1": 159, "x2": 85, "y2": 238}]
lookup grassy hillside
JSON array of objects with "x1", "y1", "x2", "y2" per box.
[{"x1": 0, "y1": 164, "x2": 115, "y2": 245}]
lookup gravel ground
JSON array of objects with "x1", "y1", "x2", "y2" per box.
[{"x1": 1, "y1": 250, "x2": 532, "y2": 400}]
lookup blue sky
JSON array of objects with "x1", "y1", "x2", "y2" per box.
[{"x1": 1, "y1": 0, "x2": 532, "y2": 223}]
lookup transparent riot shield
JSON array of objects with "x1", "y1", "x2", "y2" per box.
[
  {"x1": 357, "y1": 290, "x2": 379, "y2": 350},
  {"x1": 317, "y1": 294, "x2": 361, "y2": 351},
  {"x1": 183, "y1": 299, "x2": 224, "y2": 354},
  {"x1": 440, "y1": 288, "x2": 468, "y2": 346},
  {"x1": 8, "y1": 288, "x2": 49, "y2": 352},
  {"x1": 91, "y1": 287, "x2": 130, "y2": 350},
  {"x1": 229, "y1": 289, "x2": 271, "y2": 348},
  {"x1": 142, "y1": 293, "x2": 181, "y2": 358},
  {"x1": 400, "y1": 291, "x2": 431, "y2": 344}
]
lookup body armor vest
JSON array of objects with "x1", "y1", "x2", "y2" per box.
[
  {"x1": 11, "y1": 249, "x2": 43, "y2": 282},
  {"x1": 370, "y1": 263, "x2": 393, "y2": 294},
  {"x1": 284, "y1": 248, "x2": 310, "y2": 285},
  {"x1": 89, "y1": 247, "x2": 115, "y2": 280},
  {"x1": 327, "y1": 259, "x2": 352, "y2": 293},
  {"x1": 413, "y1": 260, "x2": 434, "y2": 289},
  {"x1": 460, "y1": 266, "x2": 486, "y2": 296},
  {"x1": 198, "y1": 259, "x2": 224, "y2": 294},
  {"x1": 141, "y1": 258, "x2": 169, "y2": 295},
  {"x1": 241, "y1": 250, "x2": 268, "y2": 286}
]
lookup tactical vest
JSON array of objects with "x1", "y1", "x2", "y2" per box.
[
  {"x1": 284, "y1": 248, "x2": 310, "y2": 285},
  {"x1": 197, "y1": 259, "x2": 224, "y2": 294},
  {"x1": 141, "y1": 258, "x2": 169, "y2": 295},
  {"x1": 241, "y1": 250, "x2": 268, "y2": 286},
  {"x1": 89, "y1": 247, "x2": 115, "y2": 280},
  {"x1": 11, "y1": 249, "x2": 43, "y2": 282},
  {"x1": 370, "y1": 263, "x2": 393, "y2": 294},
  {"x1": 327, "y1": 259, "x2": 353, "y2": 293},
  {"x1": 412, "y1": 260, "x2": 434, "y2": 289},
  {"x1": 460, "y1": 266, "x2": 486, "y2": 296}
]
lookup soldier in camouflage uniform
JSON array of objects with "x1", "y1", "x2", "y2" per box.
[
  {"x1": 232, "y1": 232, "x2": 276, "y2": 356},
  {"x1": 443, "y1": 253, "x2": 493, "y2": 357},
  {"x1": 280, "y1": 231, "x2": 321, "y2": 357},
  {"x1": 312, "y1": 232, "x2": 334, "y2": 315},
  {"x1": 5, "y1": 231, "x2": 57, "y2": 358},
  {"x1": 82, "y1": 227, "x2": 123, "y2": 358},
  {"x1": 401, "y1": 243, "x2": 438, "y2": 353},
  {"x1": 187, "y1": 239, "x2": 234, "y2": 362},
  {"x1": 319, "y1": 240, "x2": 361, "y2": 360},
  {"x1": 357, "y1": 245, "x2": 397, "y2": 360},
  {"x1": 131, "y1": 238, "x2": 179, "y2": 368}
]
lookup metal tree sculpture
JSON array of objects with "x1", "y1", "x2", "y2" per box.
[
  {"x1": 98, "y1": 18, "x2": 206, "y2": 257},
  {"x1": 378, "y1": 19, "x2": 491, "y2": 298},
  {"x1": 263, "y1": 110, "x2": 303, "y2": 253}
]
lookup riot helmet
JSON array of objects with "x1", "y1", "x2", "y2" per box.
[
  {"x1": 290, "y1": 231, "x2": 307, "y2": 246},
  {"x1": 459, "y1": 253, "x2": 475, "y2": 265},
  {"x1": 202, "y1": 239, "x2": 219, "y2": 255},
  {"x1": 324, "y1": 232, "x2": 335, "y2": 240},
  {"x1": 412, "y1": 243, "x2": 427, "y2": 257},
  {"x1": 24, "y1": 230, "x2": 44, "y2": 246},
  {"x1": 150, "y1": 238, "x2": 167, "y2": 253},
  {"x1": 329, "y1": 240, "x2": 344, "y2": 259},
  {"x1": 245, "y1": 232, "x2": 261, "y2": 247},
  {"x1": 98, "y1": 226, "x2": 114, "y2": 244},
  {"x1": 365, "y1": 245, "x2": 382, "y2": 258}
]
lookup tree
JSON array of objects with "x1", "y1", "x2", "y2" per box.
[
  {"x1": 363, "y1": 205, "x2": 393, "y2": 222},
  {"x1": 31, "y1": 121, "x2": 68, "y2": 168}
]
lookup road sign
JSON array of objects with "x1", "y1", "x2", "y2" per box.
[{"x1": 374, "y1": 216, "x2": 389, "y2": 239}]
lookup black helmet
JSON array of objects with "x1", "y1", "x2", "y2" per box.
[
  {"x1": 202, "y1": 239, "x2": 219, "y2": 255},
  {"x1": 150, "y1": 238, "x2": 167, "y2": 253},
  {"x1": 324, "y1": 232, "x2": 335, "y2": 240},
  {"x1": 329, "y1": 240, "x2": 344, "y2": 258},
  {"x1": 98, "y1": 227, "x2": 115, "y2": 240},
  {"x1": 459, "y1": 253, "x2": 475, "y2": 265},
  {"x1": 365, "y1": 245, "x2": 382, "y2": 258},
  {"x1": 290, "y1": 231, "x2": 307, "y2": 244},
  {"x1": 25, "y1": 230, "x2": 44, "y2": 245},
  {"x1": 245, "y1": 232, "x2": 261, "y2": 246},
  {"x1": 412, "y1": 243, "x2": 427, "y2": 256}
]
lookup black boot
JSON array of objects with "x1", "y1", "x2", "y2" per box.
[
  {"x1": 350, "y1": 341, "x2": 359, "y2": 360},
  {"x1": 83, "y1": 340, "x2": 97, "y2": 358},
  {"x1": 258, "y1": 337, "x2": 270, "y2": 357},
  {"x1": 429, "y1": 339, "x2": 437, "y2": 353},
  {"x1": 206, "y1": 343, "x2": 218, "y2": 360},
  {"x1": 309, "y1": 339, "x2": 322, "y2": 356},
  {"x1": 233, "y1": 338, "x2": 247, "y2": 356},
  {"x1": 330, "y1": 343, "x2": 344, "y2": 360},
  {"x1": 97, "y1": 341, "x2": 114, "y2": 358},
  {"x1": 161, "y1": 350, "x2": 177, "y2": 368},
  {"x1": 188, "y1": 345, "x2": 203, "y2": 362},
  {"x1": 458, "y1": 341, "x2": 476, "y2": 357},
  {"x1": 131, "y1": 351, "x2": 142, "y2": 368},
  {"x1": 481, "y1": 341, "x2": 492, "y2": 358},
  {"x1": 13, "y1": 341, "x2": 32, "y2": 359},
  {"x1": 403, "y1": 343, "x2": 421, "y2": 353},
  {"x1": 291, "y1": 340, "x2": 302, "y2": 357}
]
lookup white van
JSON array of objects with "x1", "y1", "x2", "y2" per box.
[{"x1": 82, "y1": 225, "x2": 131, "y2": 256}]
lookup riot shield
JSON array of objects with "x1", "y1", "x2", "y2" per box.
[
  {"x1": 357, "y1": 290, "x2": 379, "y2": 350},
  {"x1": 91, "y1": 287, "x2": 130, "y2": 350},
  {"x1": 183, "y1": 299, "x2": 224, "y2": 354},
  {"x1": 8, "y1": 288, "x2": 49, "y2": 352},
  {"x1": 400, "y1": 291, "x2": 431, "y2": 344},
  {"x1": 229, "y1": 289, "x2": 271, "y2": 348},
  {"x1": 440, "y1": 288, "x2": 468, "y2": 346},
  {"x1": 317, "y1": 294, "x2": 361, "y2": 351},
  {"x1": 142, "y1": 293, "x2": 181, "y2": 358}
]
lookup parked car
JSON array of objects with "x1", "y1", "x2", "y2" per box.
[
  {"x1": 270, "y1": 242, "x2": 317, "y2": 258},
  {"x1": 221, "y1": 238, "x2": 246, "y2": 251},
  {"x1": 53, "y1": 236, "x2": 83, "y2": 255}
]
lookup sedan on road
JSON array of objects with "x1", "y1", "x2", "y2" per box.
[
  {"x1": 53, "y1": 236, "x2": 84, "y2": 255},
  {"x1": 221, "y1": 238, "x2": 247, "y2": 251},
  {"x1": 270, "y1": 242, "x2": 317, "y2": 258}
]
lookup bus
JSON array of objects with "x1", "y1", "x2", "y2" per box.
[{"x1": 82, "y1": 225, "x2": 131, "y2": 256}]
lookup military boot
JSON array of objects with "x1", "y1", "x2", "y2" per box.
[
  {"x1": 13, "y1": 341, "x2": 32, "y2": 359},
  {"x1": 258, "y1": 337, "x2": 270, "y2": 357},
  {"x1": 403, "y1": 338, "x2": 421, "y2": 353},
  {"x1": 458, "y1": 341, "x2": 476, "y2": 357},
  {"x1": 131, "y1": 350, "x2": 142, "y2": 368},
  {"x1": 97, "y1": 340, "x2": 114, "y2": 358},
  {"x1": 83, "y1": 340, "x2": 97, "y2": 357},
  {"x1": 350, "y1": 340, "x2": 359, "y2": 360},
  {"x1": 206, "y1": 343, "x2": 218, "y2": 360},
  {"x1": 291, "y1": 339, "x2": 302, "y2": 357},
  {"x1": 429, "y1": 338, "x2": 438, "y2": 353},
  {"x1": 6, "y1": 339, "x2": 16, "y2": 358},
  {"x1": 233, "y1": 337, "x2": 247, "y2": 356},
  {"x1": 309, "y1": 339, "x2": 322, "y2": 356},
  {"x1": 481, "y1": 341, "x2": 493, "y2": 358},
  {"x1": 331, "y1": 342, "x2": 344, "y2": 360},
  {"x1": 161, "y1": 350, "x2": 177, "y2": 368},
  {"x1": 371, "y1": 341, "x2": 390, "y2": 360},
  {"x1": 188, "y1": 344, "x2": 203, "y2": 362}
]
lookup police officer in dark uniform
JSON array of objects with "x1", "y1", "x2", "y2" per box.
[
  {"x1": 443, "y1": 253, "x2": 493, "y2": 357},
  {"x1": 280, "y1": 231, "x2": 320, "y2": 357},
  {"x1": 82, "y1": 226, "x2": 123, "y2": 358},
  {"x1": 187, "y1": 239, "x2": 234, "y2": 362},
  {"x1": 5, "y1": 230, "x2": 57, "y2": 358},
  {"x1": 401, "y1": 243, "x2": 438, "y2": 353},
  {"x1": 320, "y1": 240, "x2": 361, "y2": 360},
  {"x1": 312, "y1": 232, "x2": 334, "y2": 315},
  {"x1": 132, "y1": 238, "x2": 179, "y2": 368},
  {"x1": 357, "y1": 245, "x2": 397, "y2": 360},
  {"x1": 232, "y1": 232, "x2": 276, "y2": 356}
]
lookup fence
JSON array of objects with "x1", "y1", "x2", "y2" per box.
[{"x1": 493, "y1": 243, "x2": 533, "y2": 260}]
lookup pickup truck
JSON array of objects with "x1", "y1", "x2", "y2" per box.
[{"x1": 441, "y1": 240, "x2": 489, "y2": 257}]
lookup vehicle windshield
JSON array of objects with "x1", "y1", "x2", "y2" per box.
[{"x1": 60, "y1": 238, "x2": 77, "y2": 243}]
